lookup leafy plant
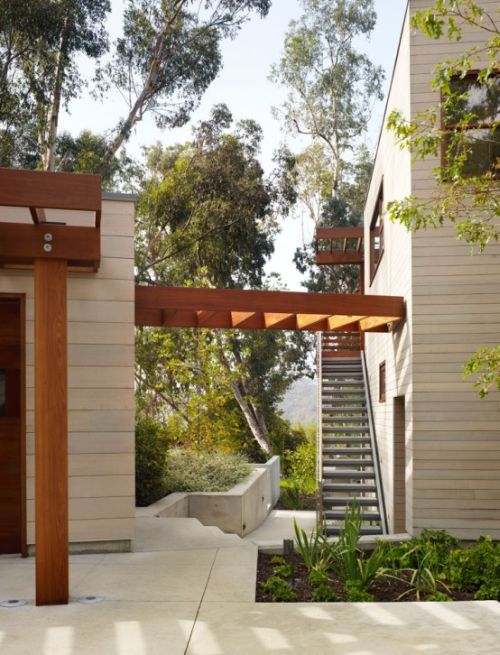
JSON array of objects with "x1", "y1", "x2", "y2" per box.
[
  {"x1": 445, "y1": 536, "x2": 500, "y2": 595},
  {"x1": 345, "y1": 580, "x2": 374, "y2": 602},
  {"x1": 394, "y1": 547, "x2": 452, "y2": 601},
  {"x1": 135, "y1": 417, "x2": 170, "y2": 506},
  {"x1": 271, "y1": 557, "x2": 294, "y2": 579},
  {"x1": 163, "y1": 448, "x2": 250, "y2": 493},
  {"x1": 293, "y1": 520, "x2": 333, "y2": 574},
  {"x1": 308, "y1": 568, "x2": 329, "y2": 587},
  {"x1": 427, "y1": 591, "x2": 452, "y2": 602},
  {"x1": 311, "y1": 584, "x2": 338, "y2": 602},
  {"x1": 261, "y1": 576, "x2": 298, "y2": 602}
]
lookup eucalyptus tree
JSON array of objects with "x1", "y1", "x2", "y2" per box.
[{"x1": 136, "y1": 107, "x2": 312, "y2": 456}]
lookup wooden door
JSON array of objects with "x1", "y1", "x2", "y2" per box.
[{"x1": 0, "y1": 298, "x2": 24, "y2": 554}]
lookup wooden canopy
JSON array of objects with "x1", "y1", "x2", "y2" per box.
[
  {"x1": 135, "y1": 286, "x2": 405, "y2": 333},
  {"x1": 315, "y1": 227, "x2": 364, "y2": 265},
  {"x1": 0, "y1": 168, "x2": 101, "y2": 270}
]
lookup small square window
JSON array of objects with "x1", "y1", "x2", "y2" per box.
[{"x1": 379, "y1": 362, "x2": 386, "y2": 403}]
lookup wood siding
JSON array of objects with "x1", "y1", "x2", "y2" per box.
[
  {"x1": 0, "y1": 198, "x2": 135, "y2": 546},
  {"x1": 365, "y1": 0, "x2": 500, "y2": 539},
  {"x1": 364, "y1": 8, "x2": 414, "y2": 535}
]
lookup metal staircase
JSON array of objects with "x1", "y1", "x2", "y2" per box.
[{"x1": 317, "y1": 332, "x2": 387, "y2": 536}]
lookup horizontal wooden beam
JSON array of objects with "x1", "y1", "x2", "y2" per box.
[
  {"x1": 315, "y1": 227, "x2": 364, "y2": 240},
  {"x1": 0, "y1": 223, "x2": 100, "y2": 269},
  {"x1": 135, "y1": 286, "x2": 405, "y2": 332},
  {"x1": 315, "y1": 251, "x2": 364, "y2": 265},
  {"x1": 0, "y1": 168, "x2": 101, "y2": 214}
]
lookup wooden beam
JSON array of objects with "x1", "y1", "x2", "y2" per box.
[
  {"x1": 0, "y1": 223, "x2": 100, "y2": 268},
  {"x1": 231, "y1": 312, "x2": 263, "y2": 329},
  {"x1": 316, "y1": 251, "x2": 364, "y2": 265},
  {"x1": 196, "y1": 310, "x2": 232, "y2": 328},
  {"x1": 296, "y1": 314, "x2": 329, "y2": 330},
  {"x1": 135, "y1": 286, "x2": 405, "y2": 321},
  {"x1": 29, "y1": 208, "x2": 47, "y2": 224},
  {"x1": 359, "y1": 316, "x2": 399, "y2": 331},
  {"x1": 0, "y1": 168, "x2": 100, "y2": 213},
  {"x1": 315, "y1": 227, "x2": 364, "y2": 240},
  {"x1": 35, "y1": 259, "x2": 68, "y2": 606},
  {"x1": 327, "y1": 315, "x2": 366, "y2": 330},
  {"x1": 263, "y1": 313, "x2": 296, "y2": 329}
]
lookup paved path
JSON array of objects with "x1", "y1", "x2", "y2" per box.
[{"x1": 1, "y1": 517, "x2": 499, "y2": 654}]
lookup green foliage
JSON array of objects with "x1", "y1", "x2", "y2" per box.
[
  {"x1": 260, "y1": 575, "x2": 298, "y2": 602},
  {"x1": 445, "y1": 536, "x2": 500, "y2": 599},
  {"x1": 311, "y1": 584, "x2": 338, "y2": 602},
  {"x1": 308, "y1": 568, "x2": 329, "y2": 587},
  {"x1": 293, "y1": 520, "x2": 333, "y2": 574},
  {"x1": 135, "y1": 417, "x2": 170, "y2": 506},
  {"x1": 270, "y1": 556, "x2": 294, "y2": 579},
  {"x1": 345, "y1": 580, "x2": 374, "y2": 602},
  {"x1": 163, "y1": 448, "x2": 250, "y2": 494},
  {"x1": 463, "y1": 346, "x2": 500, "y2": 398},
  {"x1": 285, "y1": 441, "x2": 317, "y2": 495},
  {"x1": 426, "y1": 591, "x2": 452, "y2": 602}
]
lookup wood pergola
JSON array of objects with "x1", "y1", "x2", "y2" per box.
[
  {"x1": 0, "y1": 168, "x2": 405, "y2": 607},
  {"x1": 315, "y1": 227, "x2": 364, "y2": 266}
]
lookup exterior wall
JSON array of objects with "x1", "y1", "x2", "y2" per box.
[
  {"x1": 409, "y1": 0, "x2": 500, "y2": 540},
  {"x1": 365, "y1": 0, "x2": 500, "y2": 539},
  {"x1": 364, "y1": 8, "x2": 414, "y2": 535},
  {"x1": 0, "y1": 197, "x2": 136, "y2": 548}
]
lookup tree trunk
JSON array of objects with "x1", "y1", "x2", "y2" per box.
[
  {"x1": 44, "y1": 16, "x2": 71, "y2": 171},
  {"x1": 229, "y1": 379, "x2": 273, "y2": 455}
]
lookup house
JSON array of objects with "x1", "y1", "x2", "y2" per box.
[{"x1": 361, "y1": 0, "x2": 500, "y2": 539}]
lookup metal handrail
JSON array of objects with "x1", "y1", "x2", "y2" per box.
[
  {"x1": 361, "y1": 351, "x2": 388, "y2": 534},
  {"x1": 316, "y1": 331, "x2": 323, "y2": 530}
]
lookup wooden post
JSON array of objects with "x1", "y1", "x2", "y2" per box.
[{"x1": 34, "y1": 259, "x2": 68, "y2": 605}]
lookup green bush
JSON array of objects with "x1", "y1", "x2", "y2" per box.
[
  {"x1": 163, "y1": 448, "x2": 250, "y2": 493},
  {"x1": 261, "y1": 576, "x2": 298, "y2": 602},
  {"x1": 445, "y1": 536, "x2": 500, "y2": 598},
  {"x1": 311, "y1": 584, "x2": 338, "y2": 602},
  {"x1": 285, "y1": 441, "x2": 317, "y2": 495},
  {"x1": 345, "y1": 580, "x2": 374, "y2": 602},
  {"x1": 135, "y1": 418, "x2": 170, "y2": 507}
]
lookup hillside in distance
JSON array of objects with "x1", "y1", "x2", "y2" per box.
[{"x1": 279, "y1": 376, "x2": 318, "y2": 426}]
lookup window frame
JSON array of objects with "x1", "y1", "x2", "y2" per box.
[
  {"x1": 379, "y1": 361, "x2": 386, "y2": 404},
  {"x1": 369, "y1": 182, "x2": 384, "y2": 285},
  {"x1": 440, "y1": 70, "x2": 500, "y2": 177}
]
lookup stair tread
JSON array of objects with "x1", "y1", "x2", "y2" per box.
[
  {"x1": 322, "y1": 447, "x2": 372, "y2": 456},
  {"x1": 324, "y1": 511, "x2": 381, "y2": 520},
  {"x1": 323, "y1": 437, "x2": 371, "y2": 444},
  {"x1": 322, "y1": 470, "x2": 376, "y2": 479},
  {"x1": 323, "y1": 483, "x2": 377, "y2": 492},
  {"x1": 323, "y1": 459, "x2": 374, "y2": 467},
  {"x1": 326, "y1": 526, "x2": 382, "y2": 536},
  {"x1": 322, "y1": 496, "x2": 379, "y2": 506}
]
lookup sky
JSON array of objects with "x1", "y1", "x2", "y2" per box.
[{"x1": 60, "y1": 0, "x2": 408, "y2": 290}]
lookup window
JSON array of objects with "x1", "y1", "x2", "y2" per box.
[
  {"x1": 379, "y1": 362, "x2": 386, "y2": 403},
  {"x1": 370, "y1": 183, "x2": 384, "y2": 283},
  {"x1": 443, "y1": 73, "x2": 500, "y2": 176}
]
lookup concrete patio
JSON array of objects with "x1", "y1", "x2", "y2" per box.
[{"x1": 1, "y1": 516, "x2": 499, "y2": 654}]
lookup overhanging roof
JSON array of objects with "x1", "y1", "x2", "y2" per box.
[{"x1": 135, "y1": 286, "x2": 405, "y2": 332}]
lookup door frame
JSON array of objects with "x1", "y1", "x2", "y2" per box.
[{"x1": 0, "y1": 292, "x2": 27, "y2": 556}]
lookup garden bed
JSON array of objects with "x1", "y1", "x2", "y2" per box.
[
  {"x1": 256, "y1": 552, "x2": 476, "y2": 602},
  {"x1": 255, "y1": 503, "x2": 500, "y2": 603}
]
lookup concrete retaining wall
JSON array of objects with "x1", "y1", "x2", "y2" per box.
[{"x1": 144, "y1": 457, "x2": 280, "y2": 537}]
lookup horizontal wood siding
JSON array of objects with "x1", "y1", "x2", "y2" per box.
[
  {"x1": 0, "y1": 198, "x2": 136, "y2": 545},
  {"x1": 364, "y1": 9, "x2": 414, "y2": 535},
  {"x1": 408, "y1": 0, "x2": 500, "y2": 539}
]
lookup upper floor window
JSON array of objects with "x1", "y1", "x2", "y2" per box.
[
  {"x1": 369, "y1": 183, "x2": 384, "y2": 283},
  {"x1": 443, "y1": 73, "x2": 499, "y2": 176}
]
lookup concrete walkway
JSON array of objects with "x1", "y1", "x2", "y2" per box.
[{"x1": 1, "y1": 516, "x2": 499, "y2": 655}]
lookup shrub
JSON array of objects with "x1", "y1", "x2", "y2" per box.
[
  {"x1": 163, "y1": 448, "x2": 250, "y2": 493},
  {"x1": 311, "y1": 584, "x2": 338, "y2": 602},
  {"x1": 285, "y1": 441, "x2": 317, "y2": 495},
  {"x1": 445, "y1": 536, "x2": 500, "y2": 596},
  {"x1": 345, "y1": 580, "x2": 374, "y2": 602},
  {"x1": 271, "y1": 556, "x2": 294, "y2": 579},
  {"x1": 135, "y1": 418, "x2": 170, "y2": 506},
  {"x1": 261, "y1": 576, "x2": 298, "y2": 602},
  {"x1": 294, "y1": 520, "x2": 333, "y2": 573}
]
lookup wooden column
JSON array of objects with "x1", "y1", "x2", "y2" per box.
[{"x1": 34, "y1": 259, "x2": 68, "y2": 606}]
